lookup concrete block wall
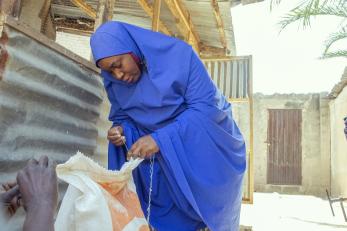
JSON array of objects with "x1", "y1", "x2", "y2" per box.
[
  {"x1": 232, "y1": 102, "x2": 251, "y2": 198},
  {"x1": 232, "y1": 93, "x2": 331, "y2": 197},
  {"x1": 329, "y1": 85, "x2": 347, "y2": 197}
]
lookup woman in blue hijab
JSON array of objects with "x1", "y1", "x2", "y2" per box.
[{"x1": 90, "y1": 21, "x2": 246, "y2": 231}]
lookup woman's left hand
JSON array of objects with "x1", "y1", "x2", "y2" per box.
[{"x1": 128, "y1": 135, "x2": 159, "y2": 159}]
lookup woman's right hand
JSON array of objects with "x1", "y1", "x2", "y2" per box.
[{"x1": 107, "y1": 126, "x2": 125, "y2": 146}]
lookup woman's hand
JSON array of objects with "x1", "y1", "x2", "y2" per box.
[
  {"x1": 107, "y1": 126, "x2": 125, "y2": 146},
  {"x1": 128, "y1": 135, "x2": 159, "y2": 159}
]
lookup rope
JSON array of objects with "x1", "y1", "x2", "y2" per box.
[
  {"x1": 146, "y1": 154, "x2": 155, "y2": 224},
  {"x1": 121, "y1": 137, "x2": 154, "y2": 224}
]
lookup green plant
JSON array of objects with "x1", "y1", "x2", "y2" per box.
[{"x1": 271, "y1": 0, "x2": 347, "y2": 58}]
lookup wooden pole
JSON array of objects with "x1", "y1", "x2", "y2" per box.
[
  {"x1": 94, "y1": 0, "x2": 115, "y2": 30},
  {"x1": 71, "y1": 0, "x2": 97, "y2": 19},
  {"x1": 137, "y1": 0, "x2": 171, "y2": 35},
  {"x1": 91, "y1": 0, "x2": 115, "y2": 61},
  {"x1": 248, "y1": 55, "x2": 254, "y2": 204},
  {"x1": 211, "y1": 0, "x2": 227, "y2": 50},
  {"x1": 163, "y1": 0, "x2": 199, "y2": 52},
  {"x1": 152, "y1": 0, "x2": 161, "y2": 32}
]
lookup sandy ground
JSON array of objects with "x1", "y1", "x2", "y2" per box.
[{"x1": 240, "y1": 192, "x2": 347, "y2": 231}]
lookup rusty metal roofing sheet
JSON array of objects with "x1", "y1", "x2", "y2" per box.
[
  {"x1": 0, "y1": 17, "x2": 108, "y2": 181},
  {"x1": 51, "y1": 0, "x2": 240, "y2": 54},
  {"x1": 113, "y1": 0, "x2": 152, "y2": 30},
  {"x1": 184, "y1": 0, "x2": 236, "y2": 53}
]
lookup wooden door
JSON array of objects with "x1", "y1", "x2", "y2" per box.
[{"x1": 267, "y1": 109, "x2": 302, "y2": 185}]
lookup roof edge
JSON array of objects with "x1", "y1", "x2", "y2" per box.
[{"x1": 328, "y1": 66, "x2": 347, "y2": 99}]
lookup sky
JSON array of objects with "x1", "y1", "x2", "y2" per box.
[{"x1": 230, "y1": 0, "x2": 346, "y2": 94}]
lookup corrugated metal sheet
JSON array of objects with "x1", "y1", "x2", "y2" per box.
[
  {"x1": 113, "y1": 0, "x2": 153, "y2": 30},
  {"x1": 51, "y1": 0, "x2": 237, "y2": 54},
  {"x1": 267, "y1": 109, "x2": 302, "y2": 185},
  {"x1": 157, "y1": 1, "x2": 182, "y2": 37},
  {"x1": 0, "y1": 18, "x2": 109, "y2": 181},
  {"x1": 185, "y1": 0, "x2": 236, "y2": 53},
  {"x1": 204, "y1": 56, "x2": 251, "y2": 99}
]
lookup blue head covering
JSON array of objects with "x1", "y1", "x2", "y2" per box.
[
  {"x1": 90, "y1": 21, "x2": 245, "y2": 231},
  {"x1": 91, "y1": 21, "x2": 192, "y2": 86},
  {"x1": 90, "y1": 22, "x2": 196, "y2": 131}
]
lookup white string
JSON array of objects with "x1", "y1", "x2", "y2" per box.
[
  {"x1": 146, "y1": 154, "x2": 155, "y2": 224},
  {"x1": 121, "y1": 138, "x2": 154, "y2": 225}
]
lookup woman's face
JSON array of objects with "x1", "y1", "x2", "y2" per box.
[{"x1": 98, "y1": 54, "x2": 141, "y2": 83}]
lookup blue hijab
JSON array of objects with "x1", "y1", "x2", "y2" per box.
[{"x1": 91, "y1": 21, "x2": 246, "y2": 231}]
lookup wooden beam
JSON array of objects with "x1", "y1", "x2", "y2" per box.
[
  {"x1": 248, "y1": 55, "x2": 254, "y2": 204},
  {"x1": 107, "y1": 0, "x2": 115, "y2": 20},
  {"x1": 92, "y1": 0, "x2": 114, "y2": 61},
  {"x1": 164, "y1": 0, "x2": 200, "y2": 52},
  {"x1": 152, "y1": 0, "x2": 161, "y2": 32},
  {"x1": 229, "y1": 98, "x2": 250, "y2": 103},
  {"x1": 94, "y1": 0, "x2": 106, "y2": 29},
  {"x1": 94, "y1": 0, "x2": 115, "y2": 30},
  {"x1": 39, "y1": 0, "x2": 52, "y2": 34},
  {"x1": 56, "y1": 27, "x2": 92, "y2": 36},
  {"x1": 137, "y1": 0, "x2": 171, "y2": 35},
  {"x1": 211, "y1": 0, "x2": 227, "y2": 50},
  {"x1": 200, "y1": 44, "x2": 226, "y2": 56},
  {"x1": 0, "y1": 0, "x2": 22, "y2": 18},
  {"x1": 175, "y1": 0, "x2": 200, "y2": 52},
  {"x1": 0, "y1": 12, "x2": 4, "y2": 35},
  {"x1": 163, "y1": 0, "x2": 187, "y2": 42},
  {"x1": 71, "y1": 0, "x2": 97, "y2": 19},
  {"x1": 55, "y1": 18, "x2": 93, "y2": 35},
  {"x1": 201, "y1": 55, "x2": 251, "y2": 62}
]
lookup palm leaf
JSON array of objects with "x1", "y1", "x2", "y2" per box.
[
  {"x1": 273, "y1": 0, "x2": 347, "y2": 58},
  {"x1": 321, "y1": 50, "x2": 347, "y2": 58},
  {"x1": 270, "y1": 0, "x2": 283, "y2": 11},
  {"x1": 279, "y1": 2, "x2": 347, "y2": 31},
  {"x1": 323, "y1": 26, "x2": 347, "y2": 55},
  {"x1": 272, "y1": 0, "x2": 347, "y2": 8}
]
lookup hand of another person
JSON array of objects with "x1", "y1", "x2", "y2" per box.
[
  {"x1": 16, "y1": 156, "x2": 58, "y2": 213},
  {"x1": 107, "y1": 126, "x2": 126, "y2": 146},
  {"x1": 0, "y1": 182, "x2": 20, "y2": 217},
  {"x1": 128, "y1": 135, "x2": 159, "y2": 159},
  {"x1": 17, "y1": 156, "x2": 57, "y2": 231}
]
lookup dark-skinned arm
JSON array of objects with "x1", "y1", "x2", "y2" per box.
[{"x1": 17, "y1": 156, "x2": 58, "y2": 231}]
